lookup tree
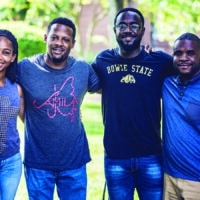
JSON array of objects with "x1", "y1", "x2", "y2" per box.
[
  {"x1": 1, "y1": 0, "x2": 200, "y2": 56},
  {"x1": 134, "y1": 0, "x2": 200, "y2": 46},
  {"x1": 0, "y1": 0, "x2": 110, "y2": 59}
]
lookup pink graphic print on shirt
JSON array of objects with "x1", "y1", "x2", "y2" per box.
[{"x1": 33, "y1": 76, "x2": 78, "y2": 122}]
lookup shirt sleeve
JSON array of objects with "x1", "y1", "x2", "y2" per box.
[{"x1": 88, "y1": 65, "x2": 101, "y2": 93}]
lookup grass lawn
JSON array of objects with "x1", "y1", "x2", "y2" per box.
[{"x1": 15, "y1": 93, "x2": 138, "y2": 200}]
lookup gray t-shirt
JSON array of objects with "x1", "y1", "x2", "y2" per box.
[{"x1": 17, "y1": 54, "x2": 100, "y2": 170}]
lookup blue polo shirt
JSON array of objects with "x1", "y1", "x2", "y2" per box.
[{"x1": 162, "y1": 74, "x2": 200, "y2": 181}]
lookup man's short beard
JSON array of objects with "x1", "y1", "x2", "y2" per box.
[
  {"x1": 52, "y1": 57, "x2": 64, "y2": 63},
  {"x1": 48, "y1": 54, "x2": 65, "y2": 64},
  {"x1": 117, "y1": 37, "x2": 142, "y2": 52}
]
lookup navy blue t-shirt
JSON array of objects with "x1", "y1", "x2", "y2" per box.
[{"x1": 92, "y1": 48, "x2": 173, "y2": 158}]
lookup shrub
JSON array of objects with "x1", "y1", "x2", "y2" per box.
[{"x1": 0, "y1": 21, "x2": 45, "y2": 60}]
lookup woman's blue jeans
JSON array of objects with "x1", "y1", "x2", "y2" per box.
[
  {"x1": 105, "y1": 154, "x2": 163, "y2": 200},
  {"x1": 0, "y1": 153, "x2": 22, "y2": 200},
  {"x1": 24, "y1": 164, "x2": 87, "y2": 200}
]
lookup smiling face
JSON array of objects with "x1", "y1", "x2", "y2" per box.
[
  {"x1": 114, "y1": 11, "x2": 145, "y2": 53},
  {"x1": 44, "y1": 23, "x2": 75, "y2": 68},
  {"x1": 0, "y1": 36, "x2": 16, "y2": 73},
  {"x1": 173, "y1": 39, "x2": 200, "y2": 81}
]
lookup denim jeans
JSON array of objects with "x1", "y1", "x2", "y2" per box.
[
  {"x1": 105, "y1": 154, "x2": 163, "y2": 200},
  {"x1": 0, "y1": 153, "x2": 22, "y2": 200},
  {"x1": 24, "y1": 164, "x2": 87, "y2": 200}
]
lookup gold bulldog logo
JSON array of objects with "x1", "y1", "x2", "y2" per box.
[{"x1": 120, "y1": 74, "x2": 136, "y2": 83}]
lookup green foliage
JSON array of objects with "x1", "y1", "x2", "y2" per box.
[
  {"x1": 0, "y1": 0, "x2": 110, "y2": 59},
  {"x1": 0, "y1": 0, "x2": 29, "y2": 20},
  {"x1": 1, "y1": 0, "x2": 200, "y2": 58},
  {"x1": 136, "y1": 0, "x2": 200, "y2": 45},
  {"x1": 18, "y1": 38, "x2": 45, "y2": 60},
  {"x1": 0, "y1": 21, "x2": 45, "y2": 60}
]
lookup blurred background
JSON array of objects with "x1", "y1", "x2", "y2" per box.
[
  {"x1": 1, "y1": 1, "x2": 199, "y2": 199},
  {"x1": 0, "y1": 0, "x2": 200, "y2": 62}
]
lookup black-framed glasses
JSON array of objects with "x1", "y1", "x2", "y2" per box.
[{"x1": 115, "y1": 23, "x2": 140, "y2": 31}]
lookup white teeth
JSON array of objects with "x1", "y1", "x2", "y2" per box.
[{"x1": 53, "y1": 49, "x2": 62, "y2": 54}]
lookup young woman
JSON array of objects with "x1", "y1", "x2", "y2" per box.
[{"x1": 0, "y1": 29, "x2": 24, "y2": 200}]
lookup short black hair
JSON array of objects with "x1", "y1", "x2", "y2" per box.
[
  {"x1": 47, "y1": 17, "x2": 76, "y2": 40},
  {"x1": 114, "y1": 7, "x2": 144, "y2": 27},
  {"x1": 0, "y1": 29, "x2": 18, "y2": 83},
  {"x1": 175, "y1": 32, "x2": 200, "y2": 44},
  {"x1": 174, "y1": 32, "x2": 200, "y2": 51}
]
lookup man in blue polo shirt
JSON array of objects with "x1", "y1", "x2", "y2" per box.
[{"x1": 162, "y1": 32, "x2": 200, "y2": 199}]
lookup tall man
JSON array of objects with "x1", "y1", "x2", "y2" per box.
[
  {"x1": 92, "y1": 7, "x2": 173, "y2": 200},
  {"x1": 162, "y1": 33, "x2": 200, "y2": 200},
  {"x1": 17, "y1": 17, "x2": 100, "y2": 200}
]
